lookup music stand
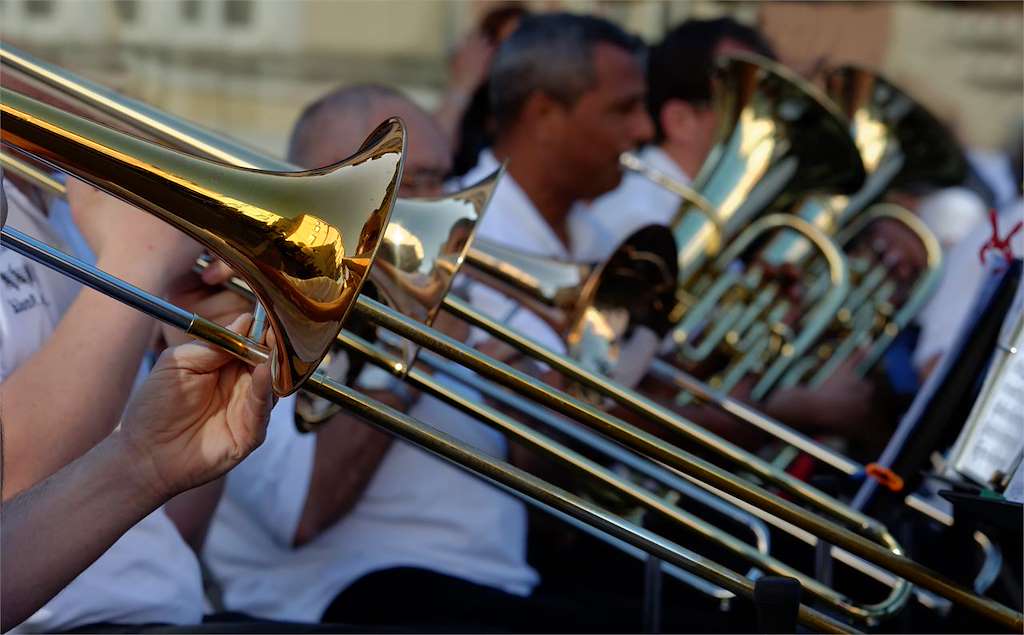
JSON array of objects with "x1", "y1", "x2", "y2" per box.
[{"x1": 852, "y1": 258, "x2": 1022, "y2": 515}]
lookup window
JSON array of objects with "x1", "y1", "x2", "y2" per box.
[
  {"x1": 180, "y1": 0, "x2": 201, "y2": 21},
  {"x1": 24, "y1": 0, "x2": 54, "y2": 18},
  {"x1": 223, "y1": 0, "x2": 252, "y2": 27},
  {"x1": 114, "y1": 0, "x2": 138, "y2": 23}
]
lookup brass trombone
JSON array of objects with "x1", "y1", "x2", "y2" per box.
[{"x1": 3, "y1": 48, "x2": 1020, "y2": 630}]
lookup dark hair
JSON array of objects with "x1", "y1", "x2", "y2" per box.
[
  {"x1": 489, "y1": 12, "x2": 645, "y2": 129},
  {"x1": 648, "y1": 18, "x2": 775, "y2": 142}
]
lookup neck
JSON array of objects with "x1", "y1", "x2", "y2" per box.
[
  {"x1": 660, "y1": 141, "x2": 703, "y2": 181},
  {"x1": 493, "y1": 139, "x2": 574, "y2": 249}
]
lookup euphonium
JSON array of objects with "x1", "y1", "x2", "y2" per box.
[
  {"x1": 776, "y1": 65, "x2": 967, "y2": 391},
  {"x1": 618, "y1": 52, "x2": 864, "y2": 398}
]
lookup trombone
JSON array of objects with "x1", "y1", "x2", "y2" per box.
[{"x1": 2, "y1": 49, "x2": 1021, "y2": 630}]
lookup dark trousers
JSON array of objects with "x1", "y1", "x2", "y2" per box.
[
  {"x1": 322, "y1": 566, "x2": 744, "y2": 633},
  {"x1": 323, "y1": 566, "x2": 631, "y2": 633}
]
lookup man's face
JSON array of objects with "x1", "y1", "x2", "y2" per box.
[
  {"x1": 387, "y1": 104, "x2": 452, "y2": 199},
  {"x1": 552, "y1": 43, "x2": 653, "y2": 200}
]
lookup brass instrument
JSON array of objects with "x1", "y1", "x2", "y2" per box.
[
  {"x1": 611, "y1": 52, "x2": 865, "y2": 403},
  {"x1": 776, "y1": 66, "x2": 966, "y2": 390},
  {"x1": 3, "y1": 47, "x2": 1020, "y2": 630},
  {"x1": 0, "y1": 76, "x2": 857, "y2": 635}
]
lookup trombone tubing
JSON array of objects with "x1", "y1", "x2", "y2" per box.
[
  {"x1": 648, "y1": 358, "x2": 955, "y2": 527},
  {"x1": 335, "y1": 332, "x2": 890, "y2": 623},
  {"x1": 353, "y1": 294, "x2": 1023, "y2": 631},
  {"x1": 0, "y1": 226, "x2": 851, "y2": 634}
]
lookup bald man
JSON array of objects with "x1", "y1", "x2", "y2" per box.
[
  {"x1": 202, "y1": 85, "x2": 542, "y2": 629},
  {"x1": 288, "y1": 85, "x2": 451, "y2": 199}
]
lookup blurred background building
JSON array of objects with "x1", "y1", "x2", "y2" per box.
[{"x1": 1, "y1": 0, "x2": 1021, "y2": 158}]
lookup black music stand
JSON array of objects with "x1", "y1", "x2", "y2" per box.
[{"x1": 853, "y1": 258, "x2": 1022, "y2": 515}]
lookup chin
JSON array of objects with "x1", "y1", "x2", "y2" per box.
[{"x1": 583, "y1": 171, "x2": 623, "y2": 200}]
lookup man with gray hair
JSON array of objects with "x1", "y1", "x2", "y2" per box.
[{"x1": 470, "y1": 12, "x2": 653, "y2": 251}]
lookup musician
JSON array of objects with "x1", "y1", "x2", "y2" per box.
[
  {"x1": 0, "y1": 175, "x2": 221, "y2": 631},
  {"x1": 579, "y1": 19, "x2": 892, "y2": 455},
  {"x1": 2, "y1": 316, "x2": 274, "y2": 631},
  {"x1": 587, "y1": 17, "x2": 775, "y2": 247},
  {"x1": 203, "y1": 84, "x2": 543, "y2": 630}
]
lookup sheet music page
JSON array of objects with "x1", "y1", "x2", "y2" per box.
[
  {"x1": 1006, "y1": 462, "x2": 1024, "y2": 504},
  {"x1": 953, "y1": 290, "x2": 1024, "y2": 486}
]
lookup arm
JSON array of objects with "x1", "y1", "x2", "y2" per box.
[
  {"x1": 292, "y1": 387, "x2": 407, "y2": 546},
  {"x1": 434, "y1": 31, "x2": 495, "y2": 148},
  {"x1": 1, "y1": 317, "x2": 273, "y2": 630},
  {"x1": 1, "y1": 181, "x2": 204, "y2": 499}
]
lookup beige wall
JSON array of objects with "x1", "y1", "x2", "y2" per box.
[{"x1": 1, "y1": 0, "x2": 1020, "y2": 155}]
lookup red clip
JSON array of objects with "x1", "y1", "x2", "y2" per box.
[
  {"x1": 979, "y1": 208, "x2": 1022, "y2": 267},
  {"x1": 865, "y1": 463, "x2": 904, "y2": 493}
]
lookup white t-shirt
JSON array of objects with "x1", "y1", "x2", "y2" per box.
[
  {"x1": 586, "y1": 145, "x2": 690, "y2": 252},
  {"x1": 1, "y1": 180, "x2": 205, "y2": 632}
]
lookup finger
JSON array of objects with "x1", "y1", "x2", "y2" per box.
[
  {"x1": 246, "y1": 361, "x2": 274, "y2": 437},
  {"x1": 201, "y1": 258, "x2": 237, "y2": 286},
  {"x1": 190, "y1": 290, "x2": 254, "y2": 325},
  {"x1": 157, "y1": 313, "x2": 254, "y2": 373}
]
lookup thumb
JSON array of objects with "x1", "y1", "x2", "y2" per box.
[{"x1": 244, "y1": 361, "x2": 274, "y2": 438}]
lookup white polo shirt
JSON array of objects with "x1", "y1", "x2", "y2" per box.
[
  {"x1": 587, "y1": 145, "x2": 690, "y2": 252},
  {"x1": 203, "y1": 149, "x2": 620, "y2": 623},
  {"x1": 1, "y1": 180, "x2": 205, "y2": 632}
]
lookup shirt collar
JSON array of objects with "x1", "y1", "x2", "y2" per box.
[
  {"x1": 472, "y1": 149, "x2": 574, "y2": 259},
  {"x1": 642, "y1": 145, "x2": 691, "y2": 184}
]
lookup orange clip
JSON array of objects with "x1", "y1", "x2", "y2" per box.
[{"x1": 865, "y1": 463, "x2": 904, "y2": 493}]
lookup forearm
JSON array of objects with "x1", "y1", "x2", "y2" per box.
[
  {"x1": 1, "y1": 255, "x2": 165, "y2": 499},
  {"x1": 293, "y1": 390, "x2": 404, "y2": 546},
  {"x1": 1, "y1": 432, "x2": 163, "y2": 630}
]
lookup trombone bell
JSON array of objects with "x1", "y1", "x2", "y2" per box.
[{"x1": 0, "y1": 88, "x2": 405, "y2": 395}]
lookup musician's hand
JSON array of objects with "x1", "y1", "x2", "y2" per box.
[
  {"x1": 120, "y1": 314, "x2": 273, "y2": 499},
  {"x1": 432, "y1": 310, "x2": 471, "y2": 343},
  {"x1": 160, "y1": 278, "x2": 254, "y2": 349},
  {"x1": 67, "y1": 178, "x2": 203, "y2": 292},
  {"x1": 763, "y1": 350, "x2": 875, "y2": 436}
]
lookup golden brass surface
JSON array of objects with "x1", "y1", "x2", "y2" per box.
[
  {"x1": 465, "y1": 225, "x2": 678, "y2": 382},
  {"x1": 670, "y1": 52, "x2": 865, "y2": 286},
  {"x1": 1, "y1": 88, "x2": 404, "y2": 395}
]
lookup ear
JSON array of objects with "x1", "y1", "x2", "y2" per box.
[
  {"x1": 520, "y1": 91, "x2": 568, "y2": 142},
  {"x1": 659, "y1": 99, "x2": 700, "y2": 144}
]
